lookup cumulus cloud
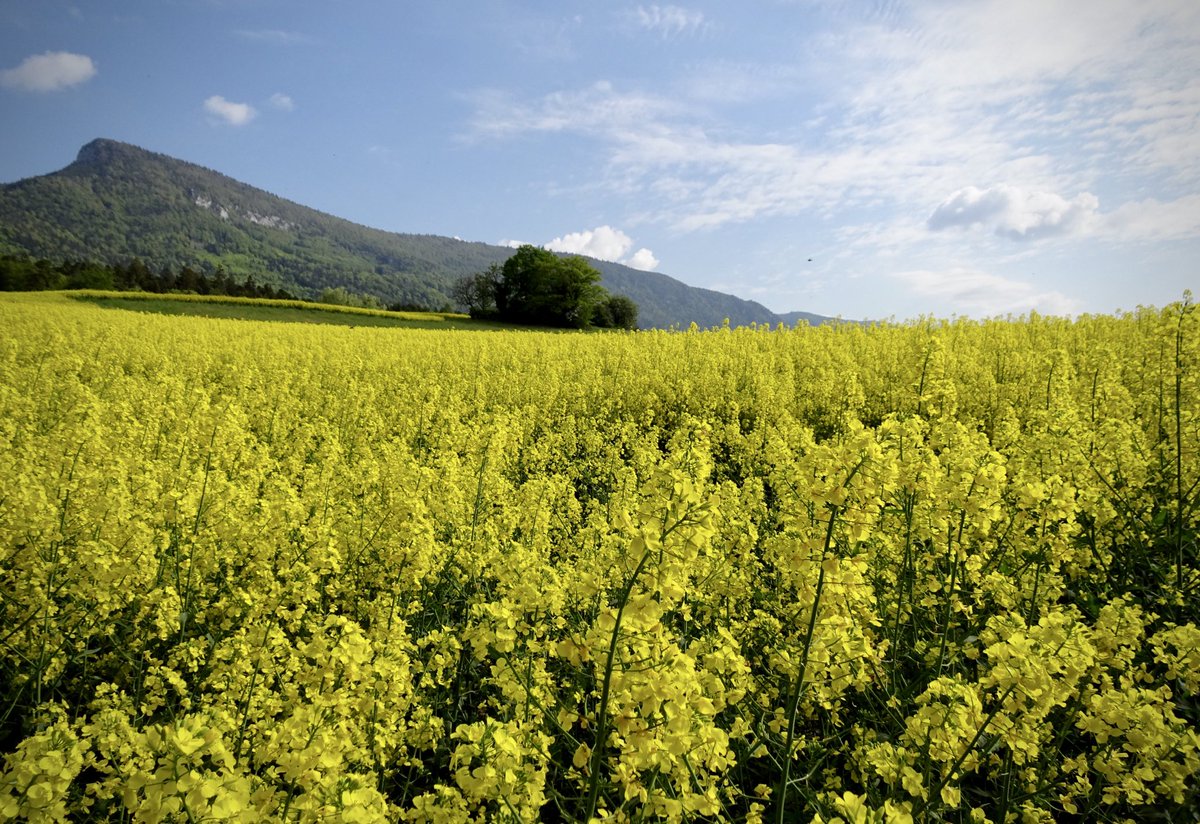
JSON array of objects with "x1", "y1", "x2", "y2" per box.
[
  {"x1": 634, "y1": 5, "x2": 708, "y2": 38},
  {"x1": 204, "y1": 95, "x2": 257, "y2": 126},
  {"x1": 544, "y1": 226, "x2": 660, "y2": 270},
  {"x1": 927, "y1": 185, "x2": 1099, "y2": 241},
  {"x1": 893, "y1": 268, "x2": 1080, "y2": 316},
  {"x1": 547, "y1": 226, "x2": 633, "y2": 260},
  {"x1": 626, "y1": 248, "x2": 660, "y2": 270},
  {"x1": 0, "y1": 51, "x2": 95, "y2": 92},
  {"x1": 268, "y1": 92, "x2": 295, "y2": 111},
  {"x1": 926, "y1": 187, "x2": 1009, "y2": 231}
]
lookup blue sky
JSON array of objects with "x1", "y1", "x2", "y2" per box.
[{"x1": 1, "y1": 0, "x2": 1197, "y2": 320}]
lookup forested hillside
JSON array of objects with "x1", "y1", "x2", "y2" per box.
[{"x1": 0, "y1": 139, "x2": 832, "y2": 328}]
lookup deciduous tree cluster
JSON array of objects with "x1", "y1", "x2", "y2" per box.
[{"x1": 454, "y1": 245, "x2": 639, "y2": 329}]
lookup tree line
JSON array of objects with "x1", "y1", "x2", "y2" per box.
[
  {"x1": 0, "y1": 255, "x2": 436, "y2": 313},
  {"x1": 0, "y1": 255, "x2": 299, "y2": 301},
  {"x1": 453, "y1": 245, "x2": 638, "y2": 329},
  {"x1": 1, "y1": 248, "x2": 641, "y2": 330}
]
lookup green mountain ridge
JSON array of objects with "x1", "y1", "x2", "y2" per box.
[{"x1": 0, "y1": 138, "x2": 838, "y2": 328}]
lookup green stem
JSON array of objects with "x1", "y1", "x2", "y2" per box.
[
  {"x1": 1173, "y1": 296, "x2": 1188, "y2": 590},
  {"x1": 580, "y1": 546, "x2": 654, "y2": 822},
  {"x1": 890, "y1": 489, "x2": 916, "y2": 689},
  {"x1": 913, "y1": 680, "x2": 1019, "y2": 818},
  {"x1": 774, "y1": 503, "x2": 840, "y2": 824}
]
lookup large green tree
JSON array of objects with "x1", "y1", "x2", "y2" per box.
[
  {"x1": 493, "y1": 245, "x2": 601, "y2": 328},
  {"x1": 458, "y1": 245, "x2": 638, "y2": 329}
]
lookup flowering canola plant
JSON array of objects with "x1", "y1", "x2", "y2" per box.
[{"x1": 1, "y1": 291, "x2": 1198, "y2": 822}]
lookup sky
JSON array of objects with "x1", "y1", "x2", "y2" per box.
[{"x1": 1, "y1": 0, "x2": 1197, "y2": 320}]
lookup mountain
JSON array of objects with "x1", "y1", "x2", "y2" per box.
[{"x1": 0, "y1": 139, "x2": 836, "y2": 328}]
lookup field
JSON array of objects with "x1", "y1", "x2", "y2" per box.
[
  {"x1": 67, "y1": 292, "x2": 517, "y2": 331},
  {"x1": 1, "y1": 291, "x2": 1197, "y2": 822}
]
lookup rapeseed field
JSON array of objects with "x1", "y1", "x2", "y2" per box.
[{"x1": 1, "y1": 292, "x2": 1197, "y2": 822}]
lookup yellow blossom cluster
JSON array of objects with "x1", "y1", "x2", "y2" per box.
[{"x1": 1, "y1": 291, "x2": 1197, "y2": 821}]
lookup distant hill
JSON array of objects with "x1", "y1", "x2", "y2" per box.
[
  {"x1": 0, "y1": 138, "x2": 839, "y2": 328},
  {"x1": 777, "y1": 310, "x2": 851, "y2": 326}
]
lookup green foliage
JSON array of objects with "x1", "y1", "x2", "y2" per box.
[
  {"x1": 0, "y1": 256, "x2": 116, "y2": 291},
  {"x1": 458, "y1": 246, "x2": 638, "y2": 329},
  {"x1": 0, "y1": 254, "x2": 298, "y2": 301},
  {"x1": 0, "y1": 139, "x2": 499, "y2": 309},
  {"x1": 318, "y1": 286, "x2": 384, "y2": 310},
  {"x1": 595, "y1": 293, "x2": 639, "y2": 330},
  {"x1": 494, "y1": 246, "x2": 605, "y2": 328},
  {"x1": 550, "y1": 256, "x2": 608, "y2": 328}
]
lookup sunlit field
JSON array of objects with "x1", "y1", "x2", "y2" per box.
[
  {"x1": 2, "y1": 291, "x2": 1197, "y2": 822},
  {"x1": 68, "y1": 291, "x2": 516, "y2": 331}
]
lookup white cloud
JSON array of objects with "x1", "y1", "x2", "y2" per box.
[
  {"x1": 892, "y1": 268, "x2": 1081, "y2": 316},
  {"x1": 926, "y1": 185, "x2": 1200, "y2": 245},
  {"x1": 544, "y1": 226, "x2": 660, "y2": 270},
  {"x1": 1100, "y1": 194, "x2": 1200, "y2": 242},
  {"x1": 470, "y1": 83, "x2": 828, "y2": 230},
  {"x1": 634, "y1": 5, "x2": 708, "y2": 38},
  {"x1": 839, "y1": 0, "x2": 1200, "y2": 188},
  {"x1": 470, "y1": 80, "x2": 1045, "y2": 233},
  {"x1": 470, "y1": 1, "x2": 1200, "y2": 244},
  {"x1": 268, "y1": 92, "x2": 295, "y2": 111},
  {"x1": 0, "y1": 51, "x2": 95, "y2": 92},
  {"x1": 547, "y1": 226, "x2": 633, "y2": 260},
  {"x1": 928, "y1": 185, "x2": 1100, "y2": 241},
  {"x1": 468, "y1": 81, "x2": 684, "y2": 139},
  {"x1": 626, "y1": 248, "x2": 660, "y2": 271},
  {"x1": 204, "y1": 95, "x2": 257, "y2": 126}
]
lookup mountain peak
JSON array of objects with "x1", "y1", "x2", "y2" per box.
[{"x1": 74, "y1": 138, "x2": 143, "y2": 166}]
